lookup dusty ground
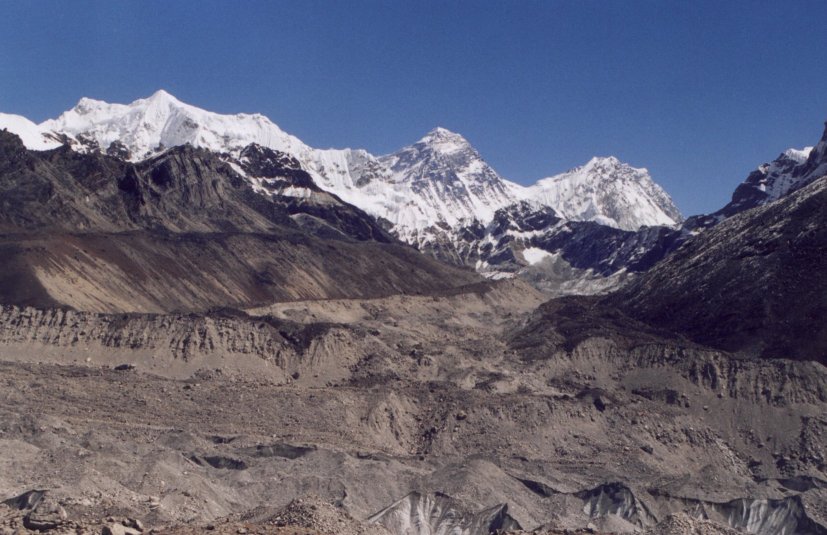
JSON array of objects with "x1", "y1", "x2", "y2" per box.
[{"x1": 0, "y1": 280, "x2": 825, "y2": 534}]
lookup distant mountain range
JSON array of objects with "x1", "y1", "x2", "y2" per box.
[
  {"x1": 0, "y1": 90, "x2": 682, "y2": 233},
  {"x1": 1, "y1": 92, "x2": 825, "y2": 293}
]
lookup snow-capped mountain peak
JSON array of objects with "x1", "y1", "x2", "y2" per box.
[
  {"x1": 40, "y1": 90, "x2": 309, "y2": 161},
  {"x1": 415, "y1": 127, "x2": 472, "y2": 155},
  {"x1": 376, "y1": 127, "x2": 521, "y2": 233},
  {"x1": 75, "y1": 89, "x2": 180, "y2": 115},
  {"x1": 587, "y1": 155, "x2": 620, "y2": 165},
  {"x1": 753, "y1": 146, "x2": 815, "y2": 201},
  {"x1": 524, "y1": 156, "x2": 682, "y2": 230},
  {"x1": 583, "y1": 155, "x2": 626, "y2": 174},
  {"x1": 146, "y1": 88, "x2": 178, "y2": 102},
  {"x1": 381, "y1": 127, "x2": 512, "y2": 192},
  {"x1": 717, "y1": 122, "x2": 827, "y2": 217},
  {"x1": 385, "y1": 126, "x2": 483, "y2": 171}
]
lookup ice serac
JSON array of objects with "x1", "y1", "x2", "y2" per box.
[
  {"x1": 368, "y1": 492, "x2": 520, "y2": 535},
  {"x1": 525, "y1": 156, "x2": 683, "y2": 230}
]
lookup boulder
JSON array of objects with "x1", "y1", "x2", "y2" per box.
[
  {"x1": 101, "y1": 523, "x2": 141, "y2": 535},
  {"x1": 23, "y1": 495, "x2": 67, "y2": 531}
]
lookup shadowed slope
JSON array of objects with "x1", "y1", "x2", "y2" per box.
[
  {"x1": 0, "y1": 131, "x2": 479, "y2": 312},
  {"x1": 611, "y1": 175, "x2": 827, "y2": 364}
]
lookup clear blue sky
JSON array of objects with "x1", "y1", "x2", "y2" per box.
[{"x1": 2, "y1": 0, "x2": 826, "y2": 216}]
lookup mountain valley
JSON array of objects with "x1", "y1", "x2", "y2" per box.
[{"x1": 0, "y1": 94, "x2": 826, "y2": 535}]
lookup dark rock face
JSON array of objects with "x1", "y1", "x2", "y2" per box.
[
  {"x1": 106, "y1": 140, "x2": 132, "y2": 160},
  {"x1": 490, "y1": 202, "x2": 561, "y2": 236},
  {"x1": 236, "y1": 142, "x2": 395, "y2": 243},
  {"x1": 797, "y1": 122, "x2": 827, "y2": 181},
  {"x1": 0, "y1": 131, "x2": 264, "y2": 233},
  {"x1": 0, "y1": 130, "x2": 396, "y2": 240},
  {"x1": 424, "y1": 200, "x2": 686, "y2": 281},
  {"x1": 612, "y1": 176, "x2": 827, "y2": 364},
  {"x1": 238, "y1": 143, "x2": 315, "y2": 189},
  {"x1": 3, "y1": 490, "x2": 47, "y2": 510},
  {"x1": 0, "y1": 131, "x2": 479, "y2": 312},
  {"x1": 532, "y1": 220, "x2": 685, "y2": 275}
]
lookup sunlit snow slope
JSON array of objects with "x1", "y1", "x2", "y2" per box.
[{"x1": 0, "y1": 90, "x2": 683, "y2": 242}]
